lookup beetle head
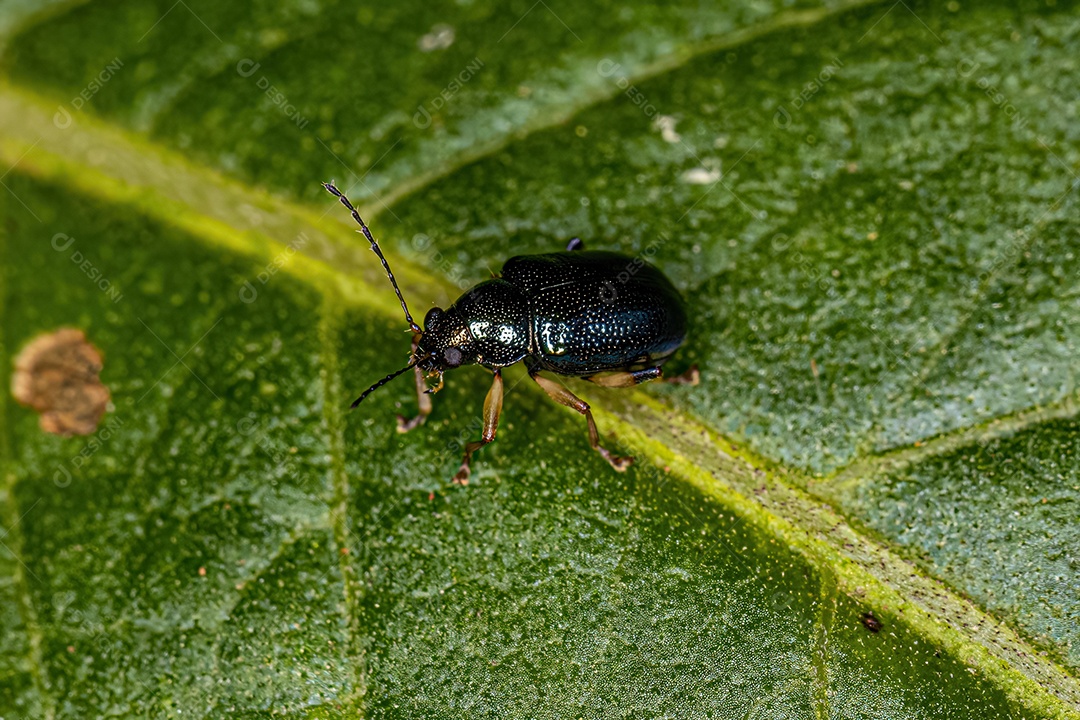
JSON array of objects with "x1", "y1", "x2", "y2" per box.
[{"x1": 415, "y1": 306, "x2": 479, "y2": 392}]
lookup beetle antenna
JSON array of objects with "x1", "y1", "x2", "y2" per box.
[
  {"x1": 324, "y1": 181, "x2": 423, "y2": 334},
  {"x1": 350, "y1": 352, "x2": 434, "y2": 409}
]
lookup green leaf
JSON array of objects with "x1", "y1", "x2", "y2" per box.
[{"x1": 1, "y1": 0, "x2": 1079, "y2": 718}]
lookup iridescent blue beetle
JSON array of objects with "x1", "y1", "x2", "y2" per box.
[{"x1": 326, "y1": 183, "x2": 697, "y2": 482}]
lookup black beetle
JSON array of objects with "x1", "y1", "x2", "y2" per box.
[{"x1": 325, "y1": 182, "x2": 697, "y2": 482}]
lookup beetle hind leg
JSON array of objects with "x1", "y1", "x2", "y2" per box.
[
  {"x1": 452, "y1": 369, "x2": 503, "y2": 484},
  {"x1": 584, "y1": 366, "x2": 663, "y2": 388},
  {"x1": 585, "y1": 364, "x2": 699, "y2": 389},
  {"x1": 530, "y1": 370, "x2": 632, "y2": 472}
]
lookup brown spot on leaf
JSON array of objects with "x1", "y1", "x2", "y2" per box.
[{"x1": 11, "y1": 328, "x2": 110, "y2": 436}]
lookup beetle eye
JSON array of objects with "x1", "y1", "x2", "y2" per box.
[
  {"x1": 424, "y1": 307, "x2": 444, "y2": 330},
  {"x1": 443, "y1": 347, "x2": 463, "y2": 368}
]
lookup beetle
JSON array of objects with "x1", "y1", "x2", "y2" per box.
[{"x1": 325, "y1": 182, "x2": 698, "y2": 482}]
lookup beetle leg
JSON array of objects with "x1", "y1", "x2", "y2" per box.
[
  {"x1": 664, "y1": 364, "x2": 700, "y2": 386},
  {"x1": 585, "y1": 367, "x2": 663, "y2": 388},
  {"x1": 396, "y1": 332, "x2": 433, "y2": 433},
  {"x1": 566, "y1": 237, "x2": 584, "y2": 251},
  {"x1": 529, "y1": 370, "x2": 633, "y2": 472},
  {"x1": 452, "y1": 369, "x2": 503, "y2": 484}
]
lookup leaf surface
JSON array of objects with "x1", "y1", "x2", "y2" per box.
[{"x1": 1, "y1": 1, "x2": 1079, "y2": 718}]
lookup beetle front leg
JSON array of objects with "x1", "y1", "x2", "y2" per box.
[
  {"x1": 397, "y1": 332, "x2": 432, "y2": 433},
  {"x1": 452, "y1": 369, "x2": 503, "y2": 484},
  {"x1": 530, "y1": 370, "x2": 633, "y2": 472}
]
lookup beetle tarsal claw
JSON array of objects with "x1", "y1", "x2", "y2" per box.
[
  {"x1": 451, "y1": 465, "x2": 471, "y2": 485},
  {"x1": 600, "y1": 450, "x2": 634, "y2": 472},
  {"x1": 423, "y1": 371, "x2": 445, "y2": 395}
]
